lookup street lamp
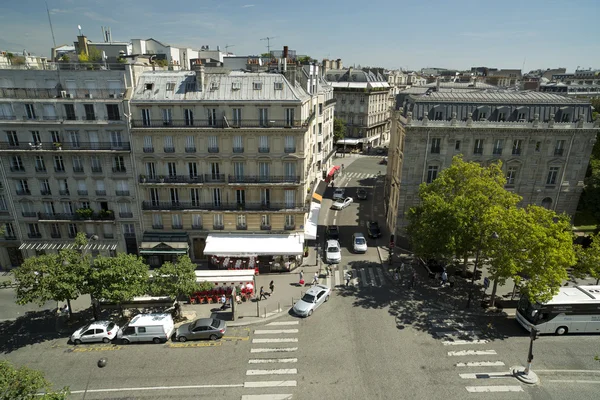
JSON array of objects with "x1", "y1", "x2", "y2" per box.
[
  {"x1": 512, "y1": 326, "x2": 540, "y2": 384},
  {"x1": 466, "y1": 230, "x2": 498, "y2": 309}
]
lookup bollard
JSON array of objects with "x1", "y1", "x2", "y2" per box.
[
  {"x1": 256, "y1": 300, "x2": 259, "y2": 317},
  {"x1": 97, "y1": 358, "x2": 107, "y2": 368},
  {"x1": 263, "y1": 307, "x2": 267, "y2": 318},
  {"x1": 278, "y1": 301, "x2": 281, "y2": 312}
]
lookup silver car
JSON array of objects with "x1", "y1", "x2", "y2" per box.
[
  {"x1": 176, "y1": 318, "x2": 227, "y2": 342},
  {"x1": 292, "y1": 284, "x2": 331, "y2": 317}
]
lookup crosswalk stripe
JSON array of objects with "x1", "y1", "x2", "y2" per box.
[
  {"x1": 266, "y1": 321, "x2": 299, "y2": 326},
  {"x1": 326, "y1": 274, "x2": 332, "y2": 288},
  {"x1": 248, "y1": 358, "x2": 298, "y2": 364},
  {"x1": 254, "y1": 329, "x2": 299, "y2": 335},
  {"x1": 360, "y1": 268, "x2": 367, "y2": 286},
  {"x1": 250, "y1": 347, "x2": 298, "y2": 353},
  {"x1": 376, "y1": 267, "x2": 386, "y2": 285},
  {"x1": 456, "y1": 361, "x2": 505, "y2": 367},
  {"x1": 434, "y1": 330, "x2": 481, "y2": 337},
  {"x1": 246, "y1": 369, "x2": 297, "y2": 376},
  {"x1": 334, "y1": 268, "x2": 340, "y2": 286},
  {"x1": 433, "y1": 322, "x2": 477, "y2": 329},
  {"x1": 368, "y1": 267, "x2": 377, "y2": 286},
  {"x1": 243, "y1": 381, "x2": 297, "y2": 388},
  {"x1": 442, "y1": 339, "x2": 489, "y2": 346},
  {"x1": 448, "y1": 350, "x2": 497, "y2": 356},
  {"x1": 252, "y1": 338, "x2": 298, "y2": 344},
  {"x1": 459, "y1": 372, "x2": 514, "y2": 379},
  {"x1": 241, "y1": 395, "x2": 294, "y2": 400},
  {"x1": 465, "y1": 386, "x2": 523, "y2": 393}
]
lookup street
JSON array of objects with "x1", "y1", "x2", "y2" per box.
[{"x1": 1, "y1": 155, "x2": 599, "y2": 400}]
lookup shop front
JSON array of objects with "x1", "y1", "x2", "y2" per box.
[
  {"x1": 139, "y1": 232, "x2": 189, "y2": 268},
  {"x1": 203, "y1": 233, "x2": 304, "y2": 274}
]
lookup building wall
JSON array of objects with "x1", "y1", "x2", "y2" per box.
[{"x1": 333, "y1": 89, "x2": 391, "y2": 146}]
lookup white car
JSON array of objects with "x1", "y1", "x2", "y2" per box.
[
  {"x1": 71, "y1": 320, "x2": 119, "y2": 345},
  {"x1": 352, "y1": 233, "x2": 368, "y2": 253},
  {"x1": 333, "y1": 188, "x2": 345, "y2": 200},
  {"x1": 332, "y1": 197, "x2": 353, "y2": 210},
  {"x1": 325, "y1": 240, "x2": 342, "y2": 264},
  {"x1": 292, "y1": 284, "x2": 331, "y2": 317}
]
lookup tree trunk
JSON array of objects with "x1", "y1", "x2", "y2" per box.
[
  {"x1": 462, "y1": 252, "x2": 468, "y2": 276},
  {"x1": 596, "y1": 277, "x2": 599, "y2": 285},
  {"x1": 66, "y1": 298, "x2": 73, "y2": 320},
  {"x1": 489, "y1": 278, "x2": 499, "y2": 308}
]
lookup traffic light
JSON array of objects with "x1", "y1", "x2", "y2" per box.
[{"x1": 322, "y1": 171, "x2": 327, "y2": 179}]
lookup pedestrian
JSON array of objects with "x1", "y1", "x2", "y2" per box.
[
  {"x1": 331, "y1": 180, "x2": 335, "y2": 188},
  {"x1": 448, "y1": 275, "x2": 455, "y2": 288},
  {"x1": 269, "y1": 280, "x2": 274, "y2": 294},
  {"x1": 441, "y1": 270, "x2": 448, "y2": 286},
  {"x1": 220, "y1": 294, "x2": 227, "y2": 310},
  {"x1": 410, "y1": 271, "x2": 417, "y2": 288},
  {"x1": 344, "y1": 271, "x2": 352, "y2": 287},
  {"x1": 59, "y1": 304, "x2": 69, "y2": 316},
  {"x1": 299, "y1": 270, "x2": 304, "y2": 286},
  {"x1": 312, "y1": 272, "x2": 319, "y2": 285},
  {"x1": 259, "y1": 286, "x2": 267, "y2": 301}
]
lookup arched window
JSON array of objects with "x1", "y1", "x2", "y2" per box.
[{"x1": 541, "y1": 197, "x2": 553, "y2": 210}]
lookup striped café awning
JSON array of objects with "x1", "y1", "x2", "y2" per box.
[{"x1": 18, "y1": 241, "x2": 118, "y2": 251}]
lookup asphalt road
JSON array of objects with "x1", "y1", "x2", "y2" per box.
[{"x1": 2, "y1": 155, "x2": 599, "y2": 400}]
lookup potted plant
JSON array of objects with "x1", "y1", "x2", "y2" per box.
[
  {"x1": 75, "y1": 208, "x2": 93, "y2": 220},
  {"x1": 53, "y1": 142, "x2": 62, "y2": 150},
  {"x1": 159, "y1": 176, "x2": 165, "y2": 183},
  {"x1": 99, "y1": 209, "x2": 114, "y2": 219},
  {"x1": 303, "y1": 246, "x2": 309, "y2": 257},
  {"x1": 140, "y1": 174, "x2": 147, "y2": 183}
]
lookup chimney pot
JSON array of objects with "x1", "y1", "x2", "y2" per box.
[{"x1": 283, "y1": 46, "x2": 289, "y2": 59}]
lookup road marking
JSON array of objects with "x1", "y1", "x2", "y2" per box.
[
  {"x1": 448, "y1": 350, "x2": 498, "y2": 356},
  {"x1": 244, "y1": 381, "x2": 297, "y2": 388},
  {"x1": 443, "y1": 339, "x2": 489, "y2": 345},
  {"x1": 459, "y1": 372, "x2": 514, "y2": 379},
  {"x1": 70, "y1": 383, "x2": 244, "y2": 394},
  {"x1": 266, "y1": 321, "x2": 299, "y2": 326},
  {"x1": 252, "y1": 338, "x2": 298, "y2": 344},
  {"x1": 241, "y1": 395, "x2": 293, "y2": 400},
  {"x1": 246, "y1": 369, "x2": 297, "y2": 376},
  {"x1": 456, "y1": 361, "x2": 505, "y2": 367},
  {"x1": 71, "y1": 346, "x2": 123, "y2": 352},
  {"x1": 250, "y1": 347, "x2": 298, "y2": 353},
  {"x1": 368, "y1": 267, "x2": 376, "y2": 286},
  {"x1": 221, "y1": 336, "x2": 249, "y2": 341},
  {"x1": 376, "y1": 267, "x2": 385, "y2": 285},
  {"x1": 168, "y1": 342, "x2": 222, "y2": 348},
  {"x1": 465, "y1": 386, "x2": 524, "y2": 393},
  {"x1": 434, "y1": 330, "x2": 481, "y2": 337},
  {"x1": 545, "y1": 380, "x2": 600, "y2": 384},
  {"x1": 249, "y1": 358, "x2": 298, "y2": 364},
  {"x1": 535, "y1": 370, "x2": 600, "y2": 374},
  {"x1": 254, "y1": 329, "x2": 299, "y2": 335},
  {"x1": 360, "y1": 268, "x2": 367, "y2": 286}
]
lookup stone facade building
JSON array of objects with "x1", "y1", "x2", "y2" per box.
[{"x1": 385, "y1": 91, "x2": 599, "y2": 238}]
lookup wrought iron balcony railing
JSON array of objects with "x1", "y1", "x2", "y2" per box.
[
  {"x1": 141, "y1": 201, "x2": 308, "y2": 212},
  {"x1": 0, "y1": 142, "x2": 130, "y2": 151}
]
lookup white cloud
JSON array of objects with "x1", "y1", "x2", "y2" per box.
[
  {"x1": 82, "y1": 11, "x2": 118, "y2": 24},
  {"x1": 50, "y1": 9, "x2": 72, "y2": 14},
  {"x1": 242, "y1": 4, "x2": 255, "y2": 7}
]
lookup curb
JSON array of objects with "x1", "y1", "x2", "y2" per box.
[{"x1": 228, "y1": 306, "x2": 291, "y2": 327}]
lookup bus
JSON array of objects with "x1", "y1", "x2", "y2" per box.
[{"x1": 516, "y1": 285, "x2": 600, "y2": 335}]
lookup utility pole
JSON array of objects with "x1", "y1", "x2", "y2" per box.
[
  {"x1": 224, "y1": 44, "x2": 235, "y2": 54},
  {"x1": 260, "y1": 36, "x2": 278, "y2": 54}
]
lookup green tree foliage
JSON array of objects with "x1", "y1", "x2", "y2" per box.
[
  {"x1": 0, "y1": 360, "x2": 69, "y2": 400},
  {"x1": 89, "y1": 253, "x2": 148, "y2": 314},
  {"x1": 574, "y1": 232, "x2": 600, "y2": 284},
  {"x1": 150, "y1": 255, "x2": 201, "y2": 302},
  {"x1": 260, "y1": 53, "x2": 271, "y2": 58},
  {"x1": 297, "y1": 56, "x2": 312, "y2": 63},
  {"x1": 333, "y1": 117, "x2": 346, "y2": 142},
  {"x1": 154, "y1": 58, "x2": 168, "y2": 67}
]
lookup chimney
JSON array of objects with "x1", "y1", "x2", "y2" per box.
[
  {"x1": 77, "y1": 35, "x2": 89, "y2": 57},
  {"x1": 436, "y1": 78, "x2": 440, "y2": 91},
  {"x1": 337, "y1": 59, "x2": 342, "y2": 69},
  {"x1": 192, "y1": 60, "x2": 205, "y2": 91},
  {"x1": 283, "y1": 45, "x2": 289, "y2": 59}
]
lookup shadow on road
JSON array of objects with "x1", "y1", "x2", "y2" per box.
[{"x1": 0, "y1": 309, "x2": 67, "y2": 353}]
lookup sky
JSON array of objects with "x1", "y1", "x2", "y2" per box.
[{"x1": 0, "y1": 0, "x2": 598, "y2": 72}]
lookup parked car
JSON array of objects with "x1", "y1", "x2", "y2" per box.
[
  {"x1": 379, "y1": 157, "x2": 388, "y2": 165},
  {"x1": 117, "y1": 313, "x2": 175, "y2": 344},
  {"x1": 332, "y1": 197, "x2": 353, "y2": 210},
  {"x1": 292, "y1": 284, "x2": 331, "y2": 317},
  {"x1": 71, "y1": 320, "x2": 119, "y2": 345},
  {"x1": 352, "y1": 233, "x2": 368, "y2": 253},
  {"x1": 326, "y1": 225, "x2": 340, "y2": 240},
  {"x1": 325, "y1": 239, "x2": 342, "y2": 264},
  {"x1": 333, "y1": 188, "x2": 345, "y2": 200},
  {"x1": 176, "y1": 318, "x2": 227, "y2": 342},
  {"x1": 357, "y1": 188, "x2": 367, "y2": 200},
  {"x1": 368, "y1": 221, "x2": 382, "y2": 238}
]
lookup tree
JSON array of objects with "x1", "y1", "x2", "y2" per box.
[
  {"x1": 150, "y1": 255, "x2": 200, "y2": 302},
  {"x1": 13, "y1": 233, "x2": 91, "y2": 319},
  {"x1": 88, "y1": 253, "x2": 149, "y2": 316},
  {"x1": 574, "y1": 233, "x2": 600, "y2": 284},
  {"x1": 297, "y1": 56, "x2": 312, "y2": 64},
  {"x1": 260, "y1": 53, "x2": 271, "y2": 58},
  {"x1": 333, "y1": 117, "x2": 346, "y2": 142},
  {"x1": 154, "y1": 58, "x2": 168, "y2": 67},
  {"x1": 0, "y1": 360, "x2": 69, "y2": 400}
]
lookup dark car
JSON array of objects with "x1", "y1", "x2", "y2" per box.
[
  {"x1": 367, "y1": 221, "x2": 381, "y2": 238},
  {"x1": 357, "y1": 188, "x2": 367, "y2": 200},
  {"x1": 175, "y1": 318, "x2": 227, "y2": 342},
  {"x1": 326, "y1": 225, "x2": 340, "y2": 240}
]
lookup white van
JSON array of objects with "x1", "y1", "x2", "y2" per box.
[{"x1": 117, "y1": 313, "x2": 175, "y2": 344}]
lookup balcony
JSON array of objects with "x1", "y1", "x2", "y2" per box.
[
  {"x1": 50, "y1": 232, "x2": 61, "y2": 238},
  {"x1": 325, "y1": 98, "x2": 337, "y2": 107},
  {"x1": 227, "y1": 175, "x2": 301, "y2": 184},
  {"x1": 0, "y1": 142, "x2": 131, "y2": 152},
  {"x1": 213, "y1": 224, "x2": 225, "y2": 230},
  {"x1": 141, "y1": 201, "x2": 308, "y2": 212},
  {"x1": 152, "y1": 224, "x2": 164, "y2": 230},
  {"x1": 96, "y1": 190, "x2": 106, "y2": 196},
  {"x1": 208, "y1": 147, "x2": 219, "y2": 153},
  {"x1": 38, "y1": 210, "x2": 115, "y2": 221},
  {"x1": 164, "y1": 147, "x2": 175, "y2": 153},
  {"x1": 35, "y1": 166, "x2": 47, "y2": 172},
  {"x1": 73, "y1": 166, "x2": 85, "y2": 173},
  {"x1": 191, "y1": 224, "x2": 203, "y2": 230},
  {"x1": 130, "y1": 115, "x2": 315, "y2": 129},
  {"x1": 116, "y1": 190, "x2": 130, "y2": 196},
  {"x1": 185, "y1": 147, "x2": 196, "y2": 153},
  {"x1": 16, "y1": 189, "x2": 31, "y2": 195},
  {"x1": 260, "y1": 225, "x2": 271, "y2": 231},
  {"x1": 119, "y1": 212, "x2": 133, "y2": 218},
  {"x1": 59, "y1": 189, "x2": 70, "y2": 195},
  {"x1": 77, "y1": 190, "x2": 88, "y2": 196},
  {"x1": 143, "y1": 147, "x2": 154, "y2": 153},
  {"x1": 554, "y1": 148, "x2": 564, "y2": 156},
  {"x1": 232, "y1": 147, "x2": 244, "y2": 153},
  {"x1": 0, "y1": 88, "x2": 124, "y2": 100},
  {"x1": 258, "y1": 147, "x2": 270, "y2": 153},
  {"x1": 91, "y1": 166, "x2": 103, "y2": 173},
  {"x1": 172, "y1": 225, "x2": 183, "y2": 230},
  {"x1": 40, "y1": 190, "x2": 51, "y2": 196},
  {"x1": 112, "y1": 167, "x2": 127, "y2": 173},
  {"x1": 204, "y1": 174, "x2": 226, "y2": 183},
  {"x1": 103, "y1": 233, "x2": 114, "y2": 239},
  {"x1": 284, "y1": 147, "x2": 296, "y2": 153},
  {"x1": 236, "y1": 224, "x2": 248, "y2": 230},
  {"x1": 28, "y1": 232, "x2": 42, "y2": 239},
  {"x1": 140, "y1": 175, "x2": 204, "y2": 184},
  {"x1": 22, "y1": 211, "x2": 37, "y2": 218},
  {"x1": 284, "y1": 224, "x2": 296, "y2": 230},
  {"x1": 9, "y1": 166, "x2": 25, "y2": 172}
]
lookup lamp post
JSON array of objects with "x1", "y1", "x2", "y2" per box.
[{"x1": 512, "y1": 326, "x2": 540, "y2": 384}]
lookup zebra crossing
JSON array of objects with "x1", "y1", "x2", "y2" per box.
[
  {"x1": 319, "y1": 265, "x2": 387, "y2": 288},
  {"x1": 343, "y1": 172, "x2": 380, "y2": 180},
  {"x1": 429, "y1": 308, "x2": 524, "y2": 393},
  {"x1": 241, "y1": 320, "x2": 300, "y2": 400}
]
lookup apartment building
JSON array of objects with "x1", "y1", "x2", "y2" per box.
[
  {"x1": 325, "y1": 67, "x2": 391, "y2": 147},
  {"x1": 0, "y1": 62, "x2": 139, "y2": 268},
  {"x1": 385, "y1": 91, "x2": 599, "y2": 238},
  {"x1": 130, "y1": 61, "x2": 333, "y2": 271}
]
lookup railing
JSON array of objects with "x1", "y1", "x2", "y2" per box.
[
  {"x1": 185, "y1": 147, "x2": 196, "y2": 153},
  {"x1": 91, "y1": 166, "x2": 103, "y2": 173},
  {"x1": 152, "y1": 224, "x2": 164, "y2": 230},
  {"x1": 140, "y1": 175, "x2": 205, "y2": 184},
  {"x1": 430, "y1": 147, "x2": 440, "y2": 154},
  {"x1": 204, "y1": 174, "x2": 226, "y2": 183},
  {"x1": 119, "y1": 212, "x2": 133, "y2": 218},
  {"x1": 284, "y1": 225, "x2": 296, "y2": 230},
  {"x1": 258, "y1": 147, "x2": 270, "y2": 153},
  {"x1": 38, "y1": 211, "x2": 115, "y2": 221},
  {"x1": 191, "y1": 225, "x2": 203, "y2": 230},
  {"x1": 73, "y1": 166, "x2": 85, "y2": 173},
  {"x1": 22, "y1": 212, "x2": 37, "y2": 217},
  {"x1": 0, "y1": 88, "x2": 124, "y2": 100},
  {"x1": 512, "y1": 149, "x2": 522, "y2": 155},
  {"x1": 16, "y1": 189, "x2": 31, "y2": 195},
  {"x1": 554, "y1": 149, "x2": 564, "y2": 156},
  {"x1": 77, "y1": 190, "x2": 88, "y2": 195},
  {"x1": 208, "y1": 147, "x2": 219, "y2": 153},
  {"x1": 164, "y1": 147, "x2": 175, "y2": 153},
  {"x1": 9, "y1": 166, "x2": 25, "y2": 172},
  {"x1": 130, "y1": 114, "x2": 315, "y2": 129},
  {"x1": 237, "y1": 224, "x2": 248, "y2": 230},
  {"x1": 213, "y1": 224, "x2": 225, "y2": 230},
  {"x1": 172, "y1": 225, "x2": 183, "y2": 230},
  {"x1": 40, "y1": 190, "x2": 51, "y2": 196},
  {"x1": 124, "y1": 232, "x2": 136, "y2": 238},
  {"x1": 116, "y1": 190, "x2": 130, "y2": 196},
  {"x1": 284, "y1": 147, "x2": 296, "y2": 153},
  {"x1": 0, "y1": 142, "x2": 131, "y2": 151},
  {"x1": 112, "y1": 167, "x2": 127, "y2": 173},
  {"x1": 141, "y1": 201, "x2": 308, "y2": 211},
  {"x1": 35, "y1": 167, "x2": 47, "y2": 172},
  {"x1": 96, "y1": 190, "x2": 106, "y2": 195},
  {"x1": 59, "y1": 190, "x2": 69, "y2": 195},
  {"x1": 493, "y1": 149, "x2": 503, "y2": 155},
  {"x1": 473, "y1": 148, "x2": 483, "y2": 155},
  {"x1": 227, "y1": 175, "x2": 301, "y2": 184},
  {"x1": 50, "y1": 232, "x2": 61, "y2": 238},
  {"x1": 233, "y1": 147, "x2": 244, "y2": 153},
  {"x1": 260, "y1": 225, "x2": 271, "y2": 231},
  {"x1": 143, "y1": 147, "x2": 154, "y2": 153},
  {"x1": 28, "y1": 233, "x2": 42, "y2": 238}
]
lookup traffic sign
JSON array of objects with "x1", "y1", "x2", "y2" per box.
[{"x1": 483, "y1": 277, "x2": 490, "y2": 289}]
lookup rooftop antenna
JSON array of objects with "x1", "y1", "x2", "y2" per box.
[
  {"x1": 224, "y1": 44, "x2": 235, "y2": 54},
  {"x1": 45, "y1": 1, "x2": 57, "y2": 48},
  {"x1": 260, "y1": 36, "x2": 278, "y2": 54}
]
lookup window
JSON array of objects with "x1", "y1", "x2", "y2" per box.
[
  {"x1": 59, "y1": 179, "x2": 69, "y2": 195},
  {"x1": 50, "y1": 131, "x2": 60, "y2": 143},
  {"x1": 237, "y1": 214, "x2": 247, "y2": 229},
  {"x1": 162, "y1": 108, "x2": 172, "y2": 125},
  {"x1": 90, "y1": 156, "x2": 102, "y2": 172},
  {"x1": 232, "y1": 135, "x2": 243, "y2": 152},
  {"x1": 0, "y1": 196, "x2": 8, "y2": 211},
  {"x1": 50, "y1": 223, "x2": 60, "y2": 238},
  {"x1": 188, "y1": 162, "x2": 198, "y2": 178},
  {"x1": 259, "y1": 136, "x2": 269, "y2": 152},
  {"x1": 54, "y1": 155, "x2": 65, "y2": 172},
  {"x1": 64, "y1": 104, "x2": 75, "y2": 120},
  {"x1": 113, "y1": 156, "x2": 126, "y2": 172},
  {"x1": 232, "y1": 82, "x2": 241, "y2": 90},
  {"x1": 28, "y1": 223, "x2": 41, "y2": 238},
  {"x1": 149, "y1": 188, "x2": 160, "y2": 205},
  {"x1": 10, "y1": 155, "x2": 24, "y2": 171},
  {"x1": 185, "y1": 136, "x2": 195, "y2": 152},
  {"x1": 6, "y1": 131, "x2": 18, "y2": 146},
  {"x1": 164, "y1": 136, "x2": 174, "y2": 152},
  {"x1": 106, "y1": 104, "x2": 120, "y2": 121},
  {"x1": 284, "y1": 136, "x2": 295, "y2": 152},
  {"x1": 430, "y1": 138, "x2": 441, "y2": 154},
  {"x1": 284, "y1": 190, "x2": 295, "y2": 207},
  {"x1": 72, "y1": 156, "x2": 84, "y2": 172},
  {"x1": 110, "y1": 131, "x2": 123, "y2": 148},
  {"x1": 170, "y1": 188, "x2": 179, "y2": 204},
  {"x1": 35, "y1": 156, "x2": 46, "y2": 172},
  {"x1": 167, "y1": 162, "x2": 177, "y2": 177},
  {"x1": 210, "y1": 162, "x2": 220, "y2": 179},
  {"x1": 546, "y1": 166, "x2": 560, "y2": 185},
  {"x1": 96, "y1": 180, "x2": 106, "y2": 195},
  {"x1": 434, "y1": 111, "x2": 443, "y2": 120},
  {"x1": 535, "y1": 141, "x2": 541, "y2": 152},
  {"x1": 498, "y1": 112, "x2": 506, "y2": 122},
  {"x1": 208, "y1": 136, "x2": 218, "y2": 152},
  {"x1": 285, "y1": 108, "x2": 295, "y2": 126},
  {"x1": 207, "y1": 108, "x2": 217, "y2": 126},
  {"x1": 284, "y1": 215, "x2": 295, "y2": 228},
  {"x1": 473, "y1": 139, "x2": 484, "y2": 155},
  {"x1": 233, "y1": 162, "x2": 244, "y2": 179},
  {"x1": 261, "y1": 214, "x2": 271, "y2": 228},
  {"x1": 166, "y1": 82, "x2": 175, "y2": 91},
  {"x1": 118, "y1": 202, "x2": 131, "y2": 217},
  {"x1": 426, "y1": 166, "x2": 438, "y2": 183},
  {"x1": 232, "y1": 108, "x2": 242, "y2": 125},
  {"x1": 561, "y1": 113, "x2": 570, "y2": 122},
  {"x1": 455, "y1": 140, "x2": 461, "y2": 151},
  {"x1": 77, "y1": 180, "x2": 87, "y2": 195},
  {"x1": 493, "y1": 139, "x2": 503, "y2": 155},
  {"x1": 506, "y1": 166, "x2": 518, "y2": 185},
  {"x1": 192, "y1": 214, "x2": 202, "y2": 229},
  {"x1": 274, "y1": 82, "x2": 283, "y2": 90},
  {"x1": 283, "y1": 162, "x2": 296, "y2": 178},
  {"x1": 214, "y1": 214, "x2": 224, "y2": 229},
  {"x1": 152, "y1": 214, "x2": 163, "y2": 229},
  {"x1": 259, "y1": 108, "x2": 268, "y2": 127},
  {"x1": 146, "y1": 162, "x2": 156, "y2": 178},
  {"x1": 512, "y1": 139, "x2": 522, "y2": 155},
  {"x1": 259, "y1": 162, "x2": 270, "y2": 180},
  {"x1": 555, "y1": 140, "x2": 565, "y2": 156},
  {"x1": 0, "y1": 103, "x2": 15, "y2": 120},
  {"x1": 84, "y1": 104, "x2": 95, "y2": 121},
  {"x1": 143, "y1": 136, "x2": 153, "y2": 152},
  {"x1": 68, "y1": 131, "x2": 80, "y2": 148},
  {"x1": 116, "y1": 180, "x2": 129, "y2": 196},
  {"x1": 172, "y1": 214, "x2": 183, "y2": 229},
  {"x1": 184, "y1": 109, "x2": 194, "y2": 126},
  {"x1": 261, "y1": 188, "x2": 271, "y2": 205},
  {"x1": 31, "y1": 131, "x2": 41, "y2": 144},
  {"x1": 517, "y1": 112, "x2": 526, "y2": 121},
  {"x1": 190, "y1": 188, "x2": 200, "y2": 206},
  {"x1": 253, "y1": 82, "x2": 262, "y2": 90},
  {"x1": 212, "y1": 188, "x2": 222, "y2": 206},
  {"x1": 141, "y1": 108, "x2": 151, "y2": 126},
  {"x1": 5, "y1": 223, "x2": 16, "y2": 238},
  {"x1": 236, "y1": 189, "x2": 246, "y2": 205},
  {"x1": 25, "y1": 104, "x2": 36, "y2": 119}
]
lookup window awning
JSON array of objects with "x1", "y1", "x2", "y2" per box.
[
  {"x1": 204, "y1": 233, "x2": 304, "y2": 257},
  {"x1": 336, "y1": 139, "x2": 361, "y2": 145},
  {"x1": 195, "y1": 270, "x2": 256, "y2": 284},
  {"x1": 139, "y1": 241, "x2": 189, "y2": 254},
  {"x1": 304, "y1": 202, "x2": 321, "y2": 240},
  {"x1": 18, "y1": 241, "x2": 118, "y2": 251}
]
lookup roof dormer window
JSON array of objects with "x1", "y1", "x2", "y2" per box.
[
  {"x1": 253, "y1": 82, "x2": 262, "y2": 90},
  {"x1": 274, "y1": 82, "x2": 283, "y2": 90},
  {"x1": 210, "y1": 82, "x2": 219, "y2": 91},
  {"x1": 232, "y1": 82, "x2": 241, "y2": 90},
  {"x1": 144, "y1": 83, "x2": 154, "y2": 91},
  {"x1": 166, "y1": 82, "x2": 175, "y2": 91}
]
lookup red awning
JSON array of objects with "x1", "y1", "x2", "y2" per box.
[{"x1": 327, "y1": 166, "x2": 340, "y2": 177}]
